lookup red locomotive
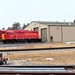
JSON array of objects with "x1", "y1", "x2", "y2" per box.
[{"x1": 0, "y1": 30, "x2": 41, "y2": 44}]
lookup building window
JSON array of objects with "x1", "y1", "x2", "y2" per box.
[{"x1": 33, "y1": 27, "x2": 39, "y2": 31}]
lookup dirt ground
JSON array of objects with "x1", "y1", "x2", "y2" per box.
[
  {"x1": 4, "y1": 50, "x2": 75, "y2": 65},
  {"x1": 1, "y1": 42, "x2": 75, "y2": 50},
  {"x1": 3, "y1": 42, "x2": 75, "y2": 65}
]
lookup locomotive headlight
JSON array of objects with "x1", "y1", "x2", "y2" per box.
[{"x1": 2, "y1": 34, "x2": 5, "y2": 40}]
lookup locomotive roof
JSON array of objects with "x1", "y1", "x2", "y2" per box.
[
  {"x1": 6, "y1": 30, "x2": 14, "y2": 32},
  {"x1": 0, "y1": 30, "x2": 6, "y2": 31},
  {"x1": 5, "y1": 30, "x2": 38, "y2": 33}
]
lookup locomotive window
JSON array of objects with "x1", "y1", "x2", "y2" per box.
[
  {"x1": 5, "y1": 32, "x2": 8, "y2": 34},
  {"x1": 2, "y1": 32, "x2": 5, "y2": 34},
  {"x1": 5, "y1": 32, "x2": 13, "y2": 34},
  {"x1": 10, "y1": 32, "x2": 13, "y2": 35}
]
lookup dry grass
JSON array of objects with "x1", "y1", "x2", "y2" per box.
[
  {"x1": 2, "y1": 42, "x2": 75, "y2": 65},
  {"x1": 4, "y1": 50, "x2": 75, "y2": 65}
]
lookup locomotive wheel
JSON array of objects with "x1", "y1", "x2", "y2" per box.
[
  {"x1": 2, "y1": 40, "x2": 7, "y2": 44},
  {"x1": 9, "y1": 40, "x2": 15, "y2": 44},
  {"x1": 27, "y1": 39, "x2": 30, "y2": 43},
  {"x1": 11, "y1": 40, "x2": 15, "y2": 44}
]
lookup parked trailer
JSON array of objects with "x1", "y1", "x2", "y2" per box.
[{"x1": 1, "y1": 30, "x2": 41, "y2": 44}]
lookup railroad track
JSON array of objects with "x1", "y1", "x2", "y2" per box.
[
  {"x1": 0, "y1": 46, "x2": 75, "y2": 52},
  {"x1": 0, "y1": 65, "x2": 75, "y2": 75},
  {"x1": 0, "y1": 44, "x2": 75, "y2": 75}
]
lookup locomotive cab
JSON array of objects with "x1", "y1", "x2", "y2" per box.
[{"x1": 2, "y1": 30, "x2": 15, "y2": 44}]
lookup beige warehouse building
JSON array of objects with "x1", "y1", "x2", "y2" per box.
[{"x1": 25, "y1": 21, "x2": 75, "y2": 42}]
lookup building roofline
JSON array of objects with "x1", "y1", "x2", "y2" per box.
[
  {"x1": 32, "y1": 21, "x2": 75, "y2": 26},
  {"x1": 25, "y1": 21, "x2": 75, "y2": 29}
]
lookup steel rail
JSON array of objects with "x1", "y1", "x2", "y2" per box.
[
  {"x1": 0, "y1": 66, "x2": 75, "y2": 73},
  {"x1": 0, "y1": 65, "x2": 75, "y2": 70},
  {"x1": 0, "y1": 46, "x2": 75, "y2": 52},
  {"x1": 1, "y1": 65, "x2": 75, "y2": 68},
  {"x1": 0, "y1": 66, "x2": 75, "y2": 75}
]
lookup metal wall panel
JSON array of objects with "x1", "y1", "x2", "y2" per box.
[
  {"x1": 49, "y1": 26, "x2": 62, "y2": 42},
  {"x1": 62, "y1": 26, "x2": 75, "y2": 42}
]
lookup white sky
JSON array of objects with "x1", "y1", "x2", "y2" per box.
[{"x1": 0, "y1": 0, "x2": 75, "y2": 29}]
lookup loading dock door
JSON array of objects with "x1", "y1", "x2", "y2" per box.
[{"x1": 41, "y1": 28, "x2": 47, "y2": 42}]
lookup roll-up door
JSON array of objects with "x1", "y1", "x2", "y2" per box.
[{"x1": 41, "y1": 28, "x2": 47, "y2": 42}]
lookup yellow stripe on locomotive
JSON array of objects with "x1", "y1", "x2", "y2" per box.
[{"x1": 2, "y1": 34, "x2": 5, "y2": 40}]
